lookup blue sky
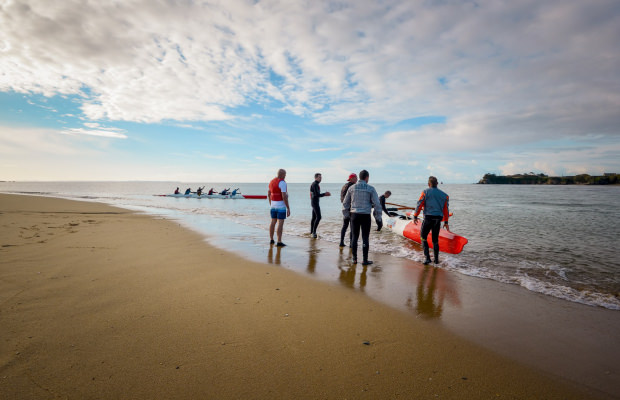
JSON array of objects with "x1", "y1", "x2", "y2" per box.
[{"x1": 1, "y1": 0, "x2": 619, "y2": 183}]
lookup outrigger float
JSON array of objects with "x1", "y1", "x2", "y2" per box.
[{"x1": 383, "y1": 202, "x2": 468, "y2": 254}]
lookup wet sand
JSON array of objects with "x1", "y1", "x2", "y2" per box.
[
  {"x1": 0, "y1": 194, "x2": 614, "y2": 399},
  {"x1": 186, "y1": 208, "x2": 620, "y2": 398}
]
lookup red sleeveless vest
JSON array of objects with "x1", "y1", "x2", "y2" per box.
[{"x1": 269, "y1": 177, "x2": 284, "y2": 201}]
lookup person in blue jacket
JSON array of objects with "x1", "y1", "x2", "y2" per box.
[{"x1": 413, "y1": 176, "x2": 450, "y2": 265}]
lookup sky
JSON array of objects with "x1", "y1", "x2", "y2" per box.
[{"x1": 1, "y1": 0, "x2": 619, "y2": 183}]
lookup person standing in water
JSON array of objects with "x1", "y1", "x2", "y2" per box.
[
  {"x1": 380, "y1": 190, "x2": 399, "y2": 216},
  {"x1": 342, "y1": 169, "x2": 382, "y2": 265},
  {"x1": 413, "y1": 176, "x2": 450, "y2": 265},
  {"x1": 309, "y1": 173, "x2": 331, "y2": 238},
  {"x1": 268, "y1": 169, "x2": 291, "y2": 247},
  {"x1": 339, "y1": 173, "x2": 357, "y2": 247}
]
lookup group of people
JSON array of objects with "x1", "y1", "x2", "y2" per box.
[
  {"x1": 267, "y1": 169, "x2": 450, "y2": 267},
  {"x1": 173, "y1": 187, "x2": 240, "y2": 196}
]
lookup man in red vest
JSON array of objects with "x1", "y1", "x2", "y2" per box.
[{"x1": 268, "y1": 169, "x2": 291, "y2": 247}]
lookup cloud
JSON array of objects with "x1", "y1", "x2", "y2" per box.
[
  {"x1": 201, "y1": 154, "x2": 227, "y2": 160},
  {"x1": 2, "y1": 1, "x2": 617, "y2": 127},
  {"x1": 61, "y1": 127, "x2": 128, "y2": 139},
  {"x1": 1, "y1": 0, "x2": 618, "y2": 181},
  {"x1": 0, "y1": 126, "x2": 79, "y2": 156},
  {"x1": 309, "y1": 147, "x2": 342, "y2": 152}
]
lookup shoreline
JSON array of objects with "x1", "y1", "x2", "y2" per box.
[
  {"x1": 188, "y1": 212, "x2": 620, "y2": 397},
  {"x1": 0, "y1": 194, "x2": 616, "y2": 399}
]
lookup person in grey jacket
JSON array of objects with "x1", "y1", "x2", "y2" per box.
[{"x1": 342, "y1": 169, "x2": 382, "y2": 265}]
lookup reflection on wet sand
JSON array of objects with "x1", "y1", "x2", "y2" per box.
[
  {"x1": 404, "y1": 264, "x2": 461, "y2": 319},
  {"x1": 307, "y1": 239, "x2": 319, "y2": 274},
  {"x1": 336, "y1": 247, "x2": 370, "y2": 291},
  {"x1": 265, "y1": 238, "x2": 460, "y2": 322},
  {"x1": 267, "y1": 244, "x2": 282, "y2": 265}
]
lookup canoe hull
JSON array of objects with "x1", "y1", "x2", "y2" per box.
[
  {"x1": 383, "y1": 212, "x2": 468, "y2": 254},
  {"x1": 157, "y1": 194, "x2": 266, "y2": 199}
]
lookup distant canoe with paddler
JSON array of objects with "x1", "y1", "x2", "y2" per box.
[{"x1": 155, "y1": 193, "x2": 267, "y2": 199}]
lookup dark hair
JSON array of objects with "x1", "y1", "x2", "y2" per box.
[
  {"x1": 314, "y1": 173, "x2": 321, "y2": 179},
  {"x1": 359, "y1": 169, "x2": 369, "y2": 180},
  {"x1": 385, "y1": 190, "x2": 391, "y2": 196},
  {"x1": 428, "y1": 176, "x2": 438, "y2": 187}
]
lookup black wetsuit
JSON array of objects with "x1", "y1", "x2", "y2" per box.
[
  {"x1": 310, "y1": 180, "x2": 326, "y2": 235},
  {"x1": 420, "y1": 216, "x2": 443, "y2": 262},
  {"x1": 380, "y1": 194, "x2": 398, "y2": 216},
  {"x1": 379, "y1": 195, "x2": 390, "y2": 214},
  {"x1": 340, "y1": 181, "x2": 355, "y2": 245}
]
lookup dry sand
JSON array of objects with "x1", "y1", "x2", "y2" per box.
[{"x1": 0, "y1": 194, "x2": 607, "y2": 399}]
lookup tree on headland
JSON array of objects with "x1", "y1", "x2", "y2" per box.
[{"x1": 478, "y1": 173, "x2": 618, "y2": 185}]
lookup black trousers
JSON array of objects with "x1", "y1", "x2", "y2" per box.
[
  {"x1": 420, "y1": 215, "x2": 442, "y2": 260},
  {"x1": 340, "y1": 215, "x2": 351, "y2": 244},
  {"x1": 350, "y1": 213, "x2": 371, "y2": 261},
  {"x1": 310, "y1": 204, "x2": 321, "y2": 234}
]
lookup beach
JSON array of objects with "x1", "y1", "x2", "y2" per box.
[{"x1": 0, "y1": 194, "x2": 613, "y2": 399}]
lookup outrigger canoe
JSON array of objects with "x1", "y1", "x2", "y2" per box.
[
  {"x1": 156, "y1": 193, "x2": 267, "y2": 199},
  {"x1": 382, "y1": 211, "x2": 468, "y2": 254}
]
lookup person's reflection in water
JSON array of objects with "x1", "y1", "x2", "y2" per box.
[
  {"x1": 267, "y1": 245, "x2": 282, "y2": 265},
  {"x1": 338, "y1": 264, "x2": 357, "y2": 289},
  {"x1": 359, "y1": 265, "x2": 368, "y2": 291},
  {"x1": 406, "y1": 265, "x2": 443, "y2": 318},
  {"x1": 307, "y1": 239, "x2": 320, "y2": 274},
  {"x1": 337, "y1": 247, "x2": 368, "y2": 291}
]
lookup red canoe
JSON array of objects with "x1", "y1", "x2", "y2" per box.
[{"x1": 383, "y1": 212, "x2": 468, "y2": 254}]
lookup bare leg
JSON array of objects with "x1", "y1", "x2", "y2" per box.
[
  {"x1": 277, "y1": 219, "x2": 285, "y2": 242},
  {"x1": 269, "y1": 218, "x2": 277, "y2": 241}
]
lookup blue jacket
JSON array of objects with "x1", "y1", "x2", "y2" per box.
[{"x1": 414, "y1": 187, "x2": 449, "y2": 221}]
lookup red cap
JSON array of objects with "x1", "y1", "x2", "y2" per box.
[{"x1": 348, "y1": 173, "x2": 357, "y2": 181}]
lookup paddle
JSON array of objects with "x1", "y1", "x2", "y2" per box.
[{"x1": 385, "y1": 202, "x2": 416, "y2": 210}]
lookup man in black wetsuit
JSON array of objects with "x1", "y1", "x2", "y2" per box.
[
  {"x1": 379, "y1": 190, "x2": 394, "y2": 216},
  {"x1": 339, "y1": 173, "x2": 357, "y2": 247},
  {"x1": 309, "y1": 173, "x2": 331, "y2": 238}
]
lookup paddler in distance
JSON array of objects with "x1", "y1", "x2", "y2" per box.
[{"x1": 413, "y1": 176, "x2": 450, "y2": 265}]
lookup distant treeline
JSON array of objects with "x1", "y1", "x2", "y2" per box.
[{"x1": 478, "y1": 173, "x2": 619, "y2": 185}]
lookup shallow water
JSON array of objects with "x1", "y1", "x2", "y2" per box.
[{"x1": 2, "y1": 181, "x2": 619, "y2": 310}]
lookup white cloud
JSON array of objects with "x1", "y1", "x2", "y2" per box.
[
  {"x1": 0, "y1": 0, "x2": 618, "y2": 181},
  {"x1": 201, "y1": 154, "x2": 227, "y2": 160},
  {"x1": 2, "y1": 0, "x2": 617, "y2": 132},
  {"x1": 309, "y1": 147, "x2": 342, "y2": 152},
  {"x1": 61, "y1": 127, "x2": 128, "y2": 139}
]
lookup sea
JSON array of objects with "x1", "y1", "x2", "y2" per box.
[{"x1": 2, "y1": 181, "x2": 619, "y2": 311}]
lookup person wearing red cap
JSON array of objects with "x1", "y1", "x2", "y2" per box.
[{"x1": 339, "y1": 173, "x2": 358, "y2": 247}]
